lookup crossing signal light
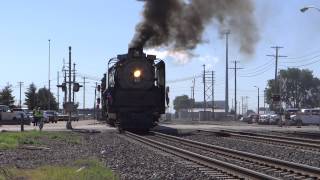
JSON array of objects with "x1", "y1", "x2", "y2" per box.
[
  {"x1": 57, "y1": 83, "x2": 67, "y2": 92},
  {"x1": 272, "y1": 94, "x2": 281, "y2": 102}
]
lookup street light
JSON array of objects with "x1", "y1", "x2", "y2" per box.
[
  {"x1": 254, "y1": 86, "x2": 260, "y2": 115},
  {"x1": 301, "y1": 6, "x2": 320, "y2": 13}
]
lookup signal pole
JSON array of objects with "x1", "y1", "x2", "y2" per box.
[
  {"x1": 18, "y1": 82, "x2": 24, "y2": 108},
  {"x1": 230, "y1": 61, "x2": 243, "y2": 121},
  {"x1": 67, "y1": 46, "x2": 72, "y2": 129},
  {"x1": 224, "y1": 30, "x2": 231, "y2": 114},
  {"x1": 94, "y1": 82, "x2": 97, "y2": 120},
  {"x1": 72, "y1": 63, "x2": 76, "y2": 103}
]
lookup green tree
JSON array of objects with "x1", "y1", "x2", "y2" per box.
[
  {"x1": 0, "y1": 84, "x2": 15, "y2": 106},
  {"x1": 173, "y1": 95, "x2": 194, "y2": 111},
  {"x1": 24, "y1": 83, "x2": 38, "y2": 110},
  {"x1": 266, "y1": 68, "x2": 320, "y2": 109},
  {"x1": 37, "y1": 87, "x2": 58, "y2": 110}
]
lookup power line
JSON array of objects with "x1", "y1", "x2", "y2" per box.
[{"x1": 240, "y1": 60, "x2": 273, "y2": 75}]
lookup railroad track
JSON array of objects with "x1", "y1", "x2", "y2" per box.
[
  {"x1": 125, "y1": 131, "x2": 320, "y2": 179},
  {"x1": 198, "y1": 129, "x2": 320, "y2": 152}
]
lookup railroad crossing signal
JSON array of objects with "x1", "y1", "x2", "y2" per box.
[{"x1": 272, "y1": 94, "x2": 281, "y2": 102}]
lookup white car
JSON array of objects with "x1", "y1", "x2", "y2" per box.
[
  {"x1": 43, "y1": 111, "x2": 58, "y2": 123},
  {"x1": 0, "y1": 105, "x2": 29, "y2": 125}
]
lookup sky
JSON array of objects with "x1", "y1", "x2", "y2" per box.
[{"x1": 1, "y1": 0, "x2": 320, "y2": 112}]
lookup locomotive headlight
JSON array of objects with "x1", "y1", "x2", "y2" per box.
[{"x1": 133, "y1": 70, "x2": 141, "y2": 78}]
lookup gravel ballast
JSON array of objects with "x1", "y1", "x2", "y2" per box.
[
  {"x1": 181, "y1": 131, "x2": 320, "y2": 168},
  {"x1": 0, "y1": 131, "x2": 213, "y2": 180}
]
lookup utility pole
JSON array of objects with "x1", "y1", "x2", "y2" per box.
[
  {"x1": 203, "y1": 64, "x2": 206, "y2": 115},
  {"x1": 245, "y1": 96, "x2": 249, "y2": 116},
  {"x1": 241, "y1": 96, "x2": 244, "y2": 115},
  {"x1": 267, "y1": 46, "x2": 287, "y2": 112},
  {"x1": 48, "y1": 39, "x2": 51, "y2": 110},
  {"x1": 64, "y1": 66, "x2": 67, "y2": 106},
  {"x1": 212, "y1": 71, "x2": 215, "y2": 120},
  {"x1": 190, "y1": 78, "x2": 195, "y2": 121},
  {"x1": 57, "y1": 71, "x2": 60, "y2": 111},
  {"x1": 230, "y1": 61, "x2": 243, "y2": 121},
  {"x1": 18, "y1": 82, "x2": 24, "y2": 107},
  {"x1": 264, "y1": 89, "x2": 266, "y2": 113},
  {"x1": 258, "y1": 87, "x2": 260, "y2": 115},
  {"x1": 83, "y1": 77, "x2": 86, "y2": 109},
  {"x1": 224, "y1": 30, "x2": 231, "y2": 114}
]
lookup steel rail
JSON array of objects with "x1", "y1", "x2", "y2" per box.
[
  {"x1": 198, "y1": 129, "x2": 320, "y2": 151},
  {"x1": 221, "y1": 129, "x2": 320, "y2": 144},
  {"x1": 125, "y1": 132, "x2": 278, "y2": 180},
  {"x1": 153, "y1": 131, "x2": 320, "y2": 179}
]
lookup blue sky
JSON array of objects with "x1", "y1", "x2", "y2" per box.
[{"x1": 1, "y1": 0, "x2": 320, "y2": 111}]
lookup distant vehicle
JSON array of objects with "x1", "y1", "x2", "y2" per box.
[
  {"x1": 257, "y1": 112, "x2": 280, "y2": 125},
  {"x1": 291, "y1": 108, "x2": 320, "y2": 125},
  {"x1": 43, "y1": 111, "x2": 58, "y2": 123},
  {"x1": 12, "y1": 108, "x2": 31, "y2": 122},
  {"x1": 0, "y1": 105, "x2": 30, "y2": 125},
  {"x1": 57, "y1": 114, "x2": 79, "y2": 121}
]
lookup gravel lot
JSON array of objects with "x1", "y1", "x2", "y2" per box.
[
  {"x1": 0, "y1": 130, "x2": 213, "y2": 180},
  {"x1": 180, "y1": 131, "x2": 320, "y2": 168}
]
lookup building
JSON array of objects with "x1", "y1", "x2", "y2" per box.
[{"x1": 175, "y1": 101, "x2": 228, "y2": 121}]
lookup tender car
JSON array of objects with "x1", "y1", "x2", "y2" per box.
[
  {"x1": 43, "y1": 111, "x2": 58, "y2": 123},
  {"x1": 0, "y1": 105, "x2": 30, "y2": 125}
]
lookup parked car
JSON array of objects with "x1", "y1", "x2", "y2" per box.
[
  {"x1": 290, "y1": 109, "x2": 320, "y2": 125},
  {"x1": 57, "y1": 114, "x2": 79, "y2": 121},
  {"x1": 43, "y1": 111, "x2": 58, "y2": 123},
  {"x1": 0, "y1": 105, "x2": 30, "y2": 125},
  {"x1": 12, "y1": 108, "x2": 32, "y2": 122}
]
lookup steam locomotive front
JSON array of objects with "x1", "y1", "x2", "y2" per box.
[{"x1": 106, "y1": 48, "x2": 166, "y2": 131}]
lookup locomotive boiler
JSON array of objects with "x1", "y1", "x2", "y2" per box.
[{"x1": 101, "y1": 48, "x2": 167, "y2": 131}]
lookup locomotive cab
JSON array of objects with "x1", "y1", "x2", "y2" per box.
[{"x1": 104, "y1": 48, "x2": 166, "y2": 131}]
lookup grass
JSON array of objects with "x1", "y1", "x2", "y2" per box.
[
  {"x1": 0, "y1": 131, "x2": 81, "y2": 149},
  {"x1": 0, "y1": 159, "x2": 117, "y2": 180}
]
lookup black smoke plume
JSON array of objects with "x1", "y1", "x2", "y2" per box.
[{"x1": 131, "y1": 0, "x2": 259, "y2": 55}]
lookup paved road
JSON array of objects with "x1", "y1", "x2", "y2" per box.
[
  {"x1": 161, "y1": 123, "x2": 320, "y2": 133},
  {"x1": 1, "y1": 119, "x2": 319, "y2": 133},
  {"x1": 0, "y1": 119, "x2": 114, "y2": 132}
]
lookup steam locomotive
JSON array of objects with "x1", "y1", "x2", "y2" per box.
[{"x1": 101, "y1": 48, "x2": 168, "y2": 131}]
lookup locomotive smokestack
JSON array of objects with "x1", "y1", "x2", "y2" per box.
[{"x1": 130, "y1": 0, "x2": 259, "y2": 55}]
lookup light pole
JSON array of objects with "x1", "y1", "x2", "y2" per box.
[
  {"x1": 254, "y1": 86, "x2": 260, "y2": 115},
  {"x1": 301, "y1": 6, "x2": 320, "y2": 13}
]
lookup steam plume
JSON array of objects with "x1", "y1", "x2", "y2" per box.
[{"x1": 131, "y1": 0, "x2": 259, "y2": 55}]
